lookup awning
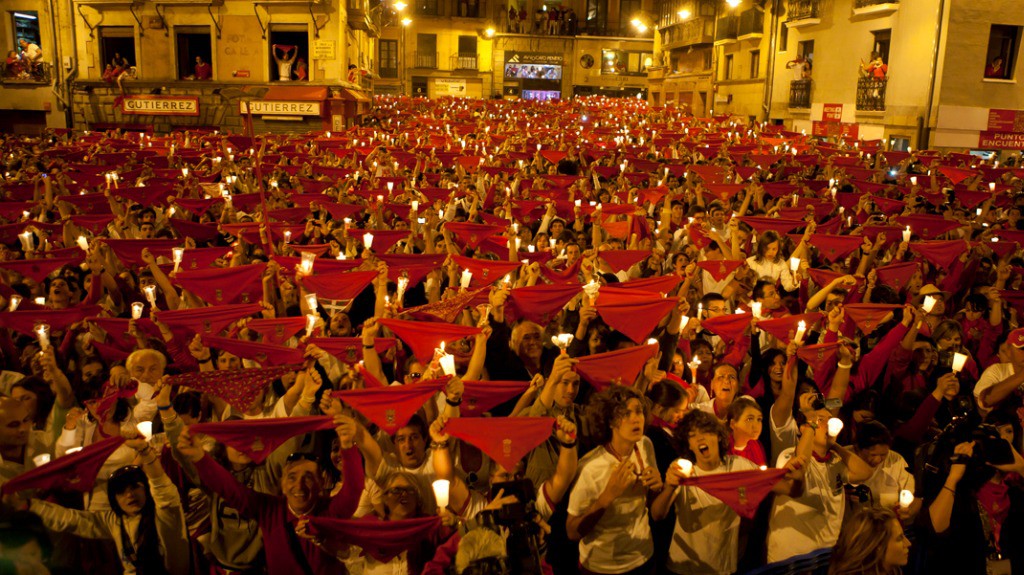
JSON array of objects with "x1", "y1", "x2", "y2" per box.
[
  {"x1": 262, "y1": 86, "x2": 328, "y2": 101},
  {"x1": 338, "y1": 89, "x2": 371, "y2": 103}
]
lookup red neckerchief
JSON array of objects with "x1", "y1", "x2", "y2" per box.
[
  {"x1": 606, "y1": 443, "x2": 644, "y2": 476},
  {"x1": 811, "y1": 450, "x2": 832, "y2": 463},
  {"x1": 978, "y1": 480, "x2": 1011, "y2": 551}
]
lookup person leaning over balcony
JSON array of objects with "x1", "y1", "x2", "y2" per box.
[{"x1": 860, "y1": 52, "x2": 887, "y2": 79}]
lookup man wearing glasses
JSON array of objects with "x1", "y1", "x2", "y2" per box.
[{"x1": 176, "y1": 416, "x2": 364, "y2": 574}]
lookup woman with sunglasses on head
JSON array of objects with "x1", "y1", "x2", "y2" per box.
[{"x1": 8, "y1": 436, "x2": 189, "y2": 575}]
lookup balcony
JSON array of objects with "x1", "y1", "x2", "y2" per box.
[
  {"x1": 414, "y1": 51, "x2": 438, "y2": 68},
  {"x1": 380, "y1": 65, "x2": 398, "y2": 78},
  {"x1": 787, "y1": 0, "x2": 820, "y2": 27},
  {"x1": 0, "y1": 61, "x2": 52, "y2": 85},
  {"x1": 737, "y1": 8, "x2": 764, "y2": 38},
  {"x1": 856, "y1": 77, "x2": 886, "y2": 111},
  {"x1": 662, "y1": 17, "x2": 713, "y2": 49},
  {"x1": 450, "y1": 0, "x2": 485, "y2": 17},
  {"x1": 789, "y1": 78, "x2": 811, "y2": 108},
  {"x1": 715, "y1": 14, "x2": 738, "y2": 43},
  {"x1": 452, "y1": 53, "x2": 478, "y2": 71},
  {"x1": 852, "y1": 0, "x2": 898, "y2": 17}
]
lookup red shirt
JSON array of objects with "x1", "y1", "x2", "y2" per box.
[{"x1": 729, "y1": 437, "x2": 767, "y2": 466}]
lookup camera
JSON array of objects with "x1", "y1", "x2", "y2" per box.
[
  {"x1": 456, "y1": 480, "x2": 544, "y2": 575},
  {"x1": 918, "y1": 415, "x2": 1014, "y2": 496}
]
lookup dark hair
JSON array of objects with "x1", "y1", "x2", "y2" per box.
[
  {"x1": 855, "y1": 420, "x2": 893, "y2": 451},
  {"x1": 677, "y1": 410, "x2": 729, "y2": 461},
  {"x1": 394, "y1": 413, "x2": 428, "y2": 441},
  {"x1": 585, "y1": 386, "x2": 648, "y2": 445},
  {"x1": 11, "y1": 376, "x2": 55, "y2": 430},
  {"x1": 753, "y1": 230, "x2": 783, "y2": 263},
  {"x1": 725, "y1": 396, "x2": 761, "y2": 427},
  {"x1": 172, "y1": 390, "x2": 203, "y2": 420},
  {"x1": 107, "y1": 466, "x2": 165, "y2": 574},
  {"x1": 0, "y1": 510, "x2": 51, "y2": 560},
  {"x1": 986, "y1": 408, "x2": 1022, "y2": 451},
  {"x1": 752, "y1": 279, "x2": 775, "y2": 301},
  {"x1": 645, "y1": 379, "x2": 686, "y2": 410}
]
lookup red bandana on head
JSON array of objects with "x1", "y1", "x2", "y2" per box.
[
  {"x1": 444, "y1": 222, "x2": 508, "y2": 250},
  {"x1": 506, "y1": 283, "x2": 582, "y2": 324},
  {"x1": 332, "y1": 378, "x2": 448, "y2": 434},
  {"x1": 0, "y1": 306, "x2": 101, "y2": 337},
  {"x1": 796, "y1": 342, "x2": 841, "y2": 373},
  {"x1": 843, "y1": 304, "x2": 902, "y2": 334},
  {"x1": 0, "y1": 436, "x2": 126, "y2": 495},
  {"x1": 679, "y1": 468, "x2": 788, "y2": 519},
  {"x1": 695, "y1": 260, "x2": 744, "y2": 282},
  {"x1": 166, "y1": 364, "x2": 301, "y2": 412},
  {"x1": 308, "y1": 337, "x2": 399, "y2": 364},
  {"x1": 189, "y1": 416, "x2": 336, "y2": 463},
  {"x1": 307, "y1": 516, "x2": 442, "y2": 563},
  {"x1": 376, "y1": 318, "x2": 483, "y2": 363},
  {"x1": 910, "y1": 240, "x2": 964, "y2": 271},
  {"x1": 451, "y1": 255, "x2": 522, "y2": 288},
  {"x1": 155, "y1": 303, "x2": 263, "y2": 337},
  {"x1": 201, "y1": 334, "x2": 307, "y2": 367},
  {"x1": 301, "y1": 270, "x2": 377, "y2": 303},
  {"x1": 595, "y1": 288, "x2": 678, "y2": 343},
  {"x1": 807, "y1": 234, "x2": 865, "y2": 262},
  {"x1": 874, "y1": 262, "x2": 920, "y2": 291},
  {"x1": 756, "y1": 313, "x2": 823, "y2": 343},
  {"x1": 459, "y1": 380, "x2": 531, "y2": 416},
  {"x1": 444, "y1": 417, "x2": 555, "y2": 471},
  {"x1": 0, "y1": 256, "x2": 81, "y2": 283},
  {"x1": 573, "y1": 344, "x2": 659, "y2": 389},
  {"x1": 700, "y1": 313, "x2": 752, "y2": 344},
  {"x1": 599, "y1": 250, "x2": 650, "y2": 273}
]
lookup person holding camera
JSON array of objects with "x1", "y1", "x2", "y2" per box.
[
  {"x1": 922, "y1": 429, "x2": 1024, "y2": 575},
  {"x1": 567, "y1": 386, "x2": 663, "y2": 575}
]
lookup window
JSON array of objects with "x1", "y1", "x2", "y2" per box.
[
  {"x1": 12, "y1": 11, "x2": 41, "y2": 51},
  {"x1": 456, "y1": 35, "x2": 477, "y2": 69},
  {"x1": 99, "y1": 27, "x2": 136, "y2": 71},
  {"x1": 724, "y1": 53, "x2": 734, "y2": 79},
  {"x1": 703, "y1": 49, "x2": 712, "y2": 70},
  {"x1": 872, "y1": 29, "x2": 890, "y2": 65},
  {"x1": 797, "y1": 39, "x2": 813, "y2": 64},
  {"x1": 416, "y1": 33, "x2": 437, "y2": 67},
  {"x1": 620, "y1": 0, "x2": 641, "y2": 32},
  {"x1": 457, "y1": 35, "x2": 477, "y2": 54},
  {"x1": 379, "y1": 39, "x2": 398, "y2": 78},
  {"x1": 697, "y1": 0, "x2": 715, "y2": 17},
  {"x1": 750, "y1": 50, "x2": 760, "y2": 78},
  {"x1": 778, "y1": 20, "x2": 788, "y2": 51},
  {"x1": 985, "y1": 24, "x2": 1021, "y2": 80},
  {"x1": 268, "y1": 27, "x2": 308, "y2": 81},
  {"x1": 175, "y1": 27, "x2": 212, "y2": 80},
  {"x1": 600, "y1": 49, "x2": 652, "y2": 75},
  {"x1": 417, "y1": 0, "x2": 438, "y2": 16}
]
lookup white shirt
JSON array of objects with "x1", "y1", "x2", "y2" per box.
[
  {"x1": 853, "y1": 448, "x2": 914, "y2": 507},
  {"x1": 768, "y1": 406, "x2": 798, "y2": 463},
  {"x1": 666, "y1": 456, "x2": 757, "y2": 575},
  {"x1": 568, "y1": 438, "x2": 657, "y2": 574},
  {"x1": 746, "y1": 256, "x2": 798, "y2": 292},
  {"x1": 767, "y1": 447, "x2": 847, "y2": 563},
  {"x1": 974, "y1": 362, "x2": 1016, "y2": 416}
]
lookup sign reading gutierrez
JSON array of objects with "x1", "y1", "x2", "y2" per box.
[
  {"x1": 121, "y1": 96, "x2": 199, "y2": 116},
  {"x1": 239, "y1": 101, "x2": 322, "y2": 116}
]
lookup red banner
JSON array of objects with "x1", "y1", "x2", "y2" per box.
[
  {"x1": 812, "y1": 121, "x2": 859, "y2": 139},
  {"x1": 822, "y1": 103, "x2": 843, "y2": 123},
  {"x1": 986, "y1": 109, "x2": 1024, "y2": 132},
  {"x1": 978, "y1": 131, "x2": 1024, "y2": 150}
]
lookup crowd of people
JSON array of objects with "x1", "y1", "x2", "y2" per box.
[{"x1": 0, "y1": 95, "x2": 1022, "y2": 575}]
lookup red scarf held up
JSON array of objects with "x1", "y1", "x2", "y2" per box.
[
  {"x1": 1, "y1": 436, "x2": 126, "y2": 495},
  {"x1": 307, "y1": 516, "x2": 442, "y2": 563},
  {"x1": 166, "y1": 364, "x2": 301, "y2": 413},
  {"x1": 444, "y1": 417, "x2": 555, "y2": 471},
  {"x1": 307, "y1": 337, "x2": 399, "y2": 364},
  {"x1": 376, "y1": 318, "x2": 482, "y2": 364},
  {"x1": 506, "y1": 283, "x2": 582, "y2": 324},
  {"x1": 189, "y1": 416, "x2": 336, "y2": 464},
  {"x1": 459, "y1": 380, "x2": 531, "y2": 416},
  {"x1": 595, "y1": 288, "x2": 677, "y2": 344},
  {"x1": 173, "y1": 262, "x2": 266, "y2": 305},
  {"x1": 154, "y1": 303, "x2": 263, "y2": 337},
  {"x1": 573, "y1": 344, "x2": 658, "y2": 390},
  {"x1": 842, "y1": 304, "x2": 902, "y2": 334},
  {"x1": 201, "y1": 334, "x2": 307, "y2": 367},
  {"x1": 679, "y1": 468, "x2": 788, "y2": 519},
  {"x1": 332, "y1": 378, "x2": 448, "y2": 434}
]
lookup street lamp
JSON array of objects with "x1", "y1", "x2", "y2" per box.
[
  {"x1": 484, "y1": 26, "x2": 495, "y2": 38},
  {"x1": 631, "y1": 17, "x2": 648, "y2": 33},
  {"x1": 678, "y1": 8, "x2": 691, "y2": 19},
  {"x1": 394, "y1": 0, "x2": 407, "y2": 9}
]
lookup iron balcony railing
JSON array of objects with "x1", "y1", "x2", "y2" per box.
[
  {"x1": 789, "y1": 78, "x2": 811, "y2": 108},
  {"x1": 452, "y1": 53, "x2": 478, "y2": 70},
  {"x1": 788, "y1": 0, "x2": 818, "y2": 20},
  {"x1": 856, "y1": 76, "x2": 887, "y2": 111},
  {"x1": 414, "y1": 51, "x2": 438, "y2": 68}
]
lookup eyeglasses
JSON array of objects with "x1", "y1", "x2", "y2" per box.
[
  {"x1": 286, "y1": 452, "x2": 321, "y2": 465},
  {"x1": 406, "y1": 372, "x2": 422, "y2": 380},
  {"x1": 385, "y1": 486, "x2": 418, "y2": 497}
]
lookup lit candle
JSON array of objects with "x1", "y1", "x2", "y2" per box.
[
  {"x1": 66, "y1": 446, "x2": 83, "y2": 454},
  {"x1": 283, "y1": 230, "x2": 292, "y2": 244},
  {"x1": 18, "y1": 231, "x2": 33, "y2": 252},
  {"x1": 76, "y1": 236, "x2": 89, "y2": 251},
  {"x1": 35, "y1": 323, "x2": 50, "y2": 351},
  {"x1": 922, "y1": 295, "x2": 937, "y2": 314},
  {"x1": 305, "y1": 314, "x2": 317, "y2": 337},
  {"x1": 136, "y1": 421, "x2": 153, "y2": 440},
  {"x1": 143, "y1": 285, "x2": 157, "y2": 306},
  {"x1": 387, "y1": 182, "x2": 394, "y2": 193},
  {"x1": 899, "y1": 489, "x2": 914, "y2": 509},
  {"x1": 438, "y1": 346, "x2": 457, "y2": 376},
  {"x1": 8, "y1": 294, "x2": 21, "y2": 312},
  {"x1": 181, "y1": 167, "x2": 189, "y2": 178},
  {"x1": 794, "y1": 320, "x2": 807, "y2": 344},
  {"x1": 750, "y1": 301, "x2": 762, "y2": 319},
  {"x1": 363, "y1": 232, "x2": 374, "y2": 250},
  {"x1": 131, "y1": 302, "x2": 145, "y2": 320},
  {"x1": 397, "y1": 276, "x2": 410, "y2": 303},
  {"x1": 676, "y1": 458, "x2": 693, "y2": 477},
  {"x1": 32, "y1": 454, "x2": 51, "y2": 467},
  {"x1": 460, "y1": 269, "x2": 473, "y2": 289},
  {"x1": 951, "y1": 352, "x2": 968, "y2": 373},
  {"x1": 910, "y1": 176, "x2": 918, "y2": 186},
  {"x1": 305, "y1": 293, "x2": 319, "y2": 312},
  {"x1": 33, "y1": 296, "x2": 45, "y2": 306},
  {"x1": 679, "y1": 315, "x2": 689, "y2": 331},
  {"x1": 551, "y1": 333, "x2": 574, "y2": 351},
  {"x1": 300, "y1": 252, "x2": 316, "y2": 275},
  {"x1": 902, "y1": 226, "x2": 911, "y2": 243},
  {"x1": 789, "y1": 257, "x2": 800, "y2": 272},
  {"x1": 549, "y1": 238, "x2": 556, "y2": 250},
  {"x1": 411, "y1": 200, "x2": 419, "y2": 212},
  {"x1": 990, "y1": 182, "x2": 997, "y2": 192},
  {"x1": 827, "y1": 417, "x2": 844, "y2": 437},
  {"x1": 432, "y1": 479, "x2": 451, "y2": 509}
]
